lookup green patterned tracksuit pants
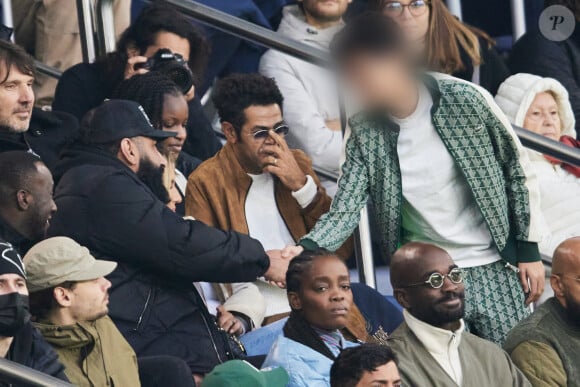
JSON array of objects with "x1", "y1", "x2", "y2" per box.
[{"x1": 463, "y1": 260, "x2": 531, "y2": 345}]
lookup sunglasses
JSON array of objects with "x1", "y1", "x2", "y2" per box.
[
  {"x1": 402, "y1": 268, "x2": 463, "y2": 289},
  {"x1": 251, "y1": 124, "x2": 290, "y2": 140},
  {"x1": 383, "y1": 0, "x2": 430, "y2": 17}
]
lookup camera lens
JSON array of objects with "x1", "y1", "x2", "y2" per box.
[{"x1": 154, "y1": 62, "x2": 193, "y2": 94}]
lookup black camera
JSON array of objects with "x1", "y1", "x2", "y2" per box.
[{"x1": 134, "y1": 48, "x2": 194, "y2": 94}]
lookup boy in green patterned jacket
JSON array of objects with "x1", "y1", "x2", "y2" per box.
[{"x1": 283, "y1": 13, "x2": 545, "y2": 345}]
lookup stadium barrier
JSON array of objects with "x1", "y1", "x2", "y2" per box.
[{"x1": 0, "y1": 358, "x2": 74, "y2": 387}]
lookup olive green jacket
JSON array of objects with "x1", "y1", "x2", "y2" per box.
[
  {"x1": 301, "y1": 73, "x2": 543, "y2": 265},
  {"x1": 389, "y1": 321, "x2": 531, "y2": 387},
  {"x1": 35, "y1": 316, "x2": 140, "y2": 387},
  {"x1": 504, "y1": 298, "x2": 580, "y2": 387}
]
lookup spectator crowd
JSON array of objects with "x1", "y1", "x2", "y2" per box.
[{"x1": 0, "y1": 0, "x2": 578, "y2": 386}]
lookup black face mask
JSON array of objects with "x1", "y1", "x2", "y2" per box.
[{"x1": 0, "y1": 293, "x2": 30, "y2": 337}]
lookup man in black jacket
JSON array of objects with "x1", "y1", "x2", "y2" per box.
[
  {"x1": 0, "y1": 151, "x2": 66, "y2": 381},
  {"x1": 48, "y1": 100, "x2": 289, "y2": 382},
  {"x1": 0, "y1": 151, "x2": 57, "y2": 254},
  {"x1": 0, "y1": 39, "x2": 79, "y2": 170},
  {"x1": 509, "y1": 1, "x2": 580, "y2": 134}
]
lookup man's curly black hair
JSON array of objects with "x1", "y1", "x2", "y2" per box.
[
  {"x1": 212, "y1": 73, "x2": 284, "y2": 136},
  {"x1": 330, "y1": 344, "x2": 399, "y2": 387}
]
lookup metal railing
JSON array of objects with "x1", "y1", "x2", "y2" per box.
[
  {"x1": 161, "y1": 0, "x2": 377, "y2": 287},
  {"x1": 510, "y1": 0, "x2": 527, "y2": 41},
  {"x1": 35, "y1": 61, "x2": 62, "y2": 79},
  {"x1": 75, "y1": 0, "x2": 578, "y2": 287},
  {"x1": 0, "y1": 357, "x2": 74, "y2": 387},
  {"x1": 445, "y1": 0, "x2": 463, "y2": 20},
  {"x1": 77, "y1": 0, "x2": 97, "y2": 63}
]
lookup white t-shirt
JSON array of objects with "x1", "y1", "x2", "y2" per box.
[
  {"x1": 395, "y1": 86, "x2": 501, "y2": 268},
  {"x1": 245, "y1": 172, "x2": 318, "y2": 316}
]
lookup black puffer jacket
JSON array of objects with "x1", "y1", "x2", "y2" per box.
[
  {"x1": 6, "y1": 323, "x2": 68, "y2": 384},
  {"x1": 0, "y1": 108, "x2": 78, "y2": 171},
  {"x1": 509, "y1": 23, "x2": 580, "y2": 135},
  {"x1": 48, "y1": 145, "x2": 269, "y2": 374}
]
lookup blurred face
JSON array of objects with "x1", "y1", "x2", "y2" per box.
[
  {"x1": 0, "y1": 274, "x2": 28, "y2": 296},
  {"x1": 523, "y1": 92, "x2": 562, "y2": 141},
  {"x1": 64, "y1": 277, "x2": 111, "y2": 322},
  {"x1": 343, "y1": 53, "x2": 407, "y2": 110},
  {"x1": 300, "y1": 0, "x2": 351, "y2": 26},
  {"x1": 160, "y1": 93, "x2": 188, "y2": 155},
  {"x1": 356, "y1": 361, "x2": 402, "y2": 387},
  {"x1": 25, "y1": 164, "x2": 57, "y2": 241},
  {"x1": 381, "y1": 0, "x2": 430, "y2": 46},
  {"x1": 227, "y1": 104, "x2": 287, "y2": 175},
  {"x1": 144, "y1": 31, "x2": 191, "y2": 62},
  {"x1": 0, "y1": 65, "x2": 34, "y2": 133},
  {"x1": 289, "y1": 255, "x2": 353, "y2": 331},
  {"x1": 396, "y1": 253, "x2": 465, "y2": 330}
]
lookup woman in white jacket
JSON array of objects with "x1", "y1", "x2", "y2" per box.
[{"x1": 495, "y1": 73, "x2": 580, "y2": 257}]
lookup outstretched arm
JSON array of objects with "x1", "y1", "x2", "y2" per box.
[{"x1": 299, "y1": 130, "x2": 370, "y2": 252}]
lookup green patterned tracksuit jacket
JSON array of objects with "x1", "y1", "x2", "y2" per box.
[{"x1": 300, "y1": 74, "x2": 543, "y2": 266}]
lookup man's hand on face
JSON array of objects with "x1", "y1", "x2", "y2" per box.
[
  {"x1": 264, "y1": 249, "x2": 291, "y2": 288},
  {"x1": 261, "y1": 131, "x2": 307, "y2": 192}
]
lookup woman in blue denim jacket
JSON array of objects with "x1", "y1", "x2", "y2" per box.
[{"x1": 262, "y1": 250, "x2": 360, "y2": 387}]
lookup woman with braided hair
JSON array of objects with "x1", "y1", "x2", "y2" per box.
[
  {"x1": 53, "y1": 4, "x2": 221, "y2": 161},
  {"x1": 262, "y1": 249, "x2": 360, "y2": 386},
  {"x1": 113, "y1": 72, "x2": 201, "y2": 215}
]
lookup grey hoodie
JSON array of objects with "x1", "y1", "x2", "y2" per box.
[{"x1": 259, "y1": 5, "x2": 344, "y2": 194}]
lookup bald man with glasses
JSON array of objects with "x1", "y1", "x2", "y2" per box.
[{"x1": 387, "y1": 242, "x2": 531, "y2": 387}]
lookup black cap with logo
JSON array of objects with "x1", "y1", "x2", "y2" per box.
[{"x1": 81, "y1": 99, "x2": 177, "y2": 144}]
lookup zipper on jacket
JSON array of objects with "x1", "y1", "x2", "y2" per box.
[
  {"x1": 391, "y1": 130, "x2": 404, "y2": 250},
  {"x1": 134, "y1": 288, "x2": 153, "y2": 331},
  {"x1": 193, "y1": 287, "x2": 225, "y2": 364},
  {"x1": 448, "y1": 333, "x2": 459, "y2": 385}
]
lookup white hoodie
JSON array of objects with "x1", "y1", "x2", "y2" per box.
[
  {"x1": 259, "y1": 5, "x2": 343, "y2": 194},
  {"x1": 495, "y1": 73, "x2": 580, "y2": 257}
]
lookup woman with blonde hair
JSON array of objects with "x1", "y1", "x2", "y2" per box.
[
  {"x1": 370, "y1": 0, "x2": 510, "y2": 94},
  {"x1": 162, "y1": 152, "x2": 183, "y2": 213}
]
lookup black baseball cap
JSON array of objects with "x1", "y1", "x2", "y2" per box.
[{"x1": 81, "y1": 99, "x2": 177, "y2": 144}]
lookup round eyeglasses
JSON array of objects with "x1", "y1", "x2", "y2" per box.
[
  {"x1": 382, "y1": 0, "x2": 430, "y2": 17},
  {"x1": 402, "y1": 268, "x2": 463, "y2": 289},
  {"x1": 251, "y1": 124, "x2": 290, "y2": 140}
]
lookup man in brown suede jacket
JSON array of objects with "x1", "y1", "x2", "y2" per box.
[{"x1": 186, "y1": 74, "x2": 354, "y2": 334}]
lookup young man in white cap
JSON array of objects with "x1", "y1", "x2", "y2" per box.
[{"x1": 24, "y1": 236, "x2": 195, "y2": 387}]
